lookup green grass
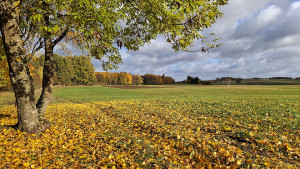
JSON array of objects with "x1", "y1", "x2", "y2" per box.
[
  {"x1": 1, "y1": 85, "x2": 299, "y2": 104},
  {"x1": 52, "y1": 85, "x2": 299, "y2": 102}
]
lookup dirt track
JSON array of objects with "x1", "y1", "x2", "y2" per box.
[{"x1": 105, "y1": 85, "x2": 169, "y2": 89}]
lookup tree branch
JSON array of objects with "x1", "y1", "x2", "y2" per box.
[
  {"x1": 53, "y1": 28, "x2": 68, "y2": 46},
  {"x1": 31, "y1": 37, "x2": 44, "y2": 54},
  {"x1": 23, "y1": 23, "x2": 34, "y2": 43},
  {"x1": 14, "y1": 0, "x2": 23, "y2": 8},
  {"x1": 183, "y1": 47, "x2": 209, "y2": 53}
]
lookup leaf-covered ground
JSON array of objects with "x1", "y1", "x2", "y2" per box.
[{"x1": 0, "y1": 86, "x2": 299, "y2": 168}]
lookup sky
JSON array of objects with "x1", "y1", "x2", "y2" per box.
[{"x1": 59, "y1": 0, "x2": 300, "y2": 81}]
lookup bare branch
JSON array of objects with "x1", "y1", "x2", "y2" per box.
[
  {"x1": 23, "y1": 23, "x2": 34, "y2": 43},
  {"x1": 31, "y1": 37, "x2": 44, "y2": 54},
  {"x1": 183, "y1": 47, "x2": 210, "y2": 53}
]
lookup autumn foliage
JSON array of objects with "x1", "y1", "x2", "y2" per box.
[
  {"x1": 95, "y1": 72, "x2": 133, "y2": 85},
  {"x1": 142, "y1": 74, "x2": 175, "y2": 85},
  {"x1": 95, "y1": 73, "x2": 175, "y2": 85}
]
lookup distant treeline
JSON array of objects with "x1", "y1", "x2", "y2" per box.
[
  {"x1": 143, "y1": 74, "x2": 175, "y2": 85},
  {"x1": 1, "y1": 53, "x2": 176, "y2": 90},
  {"x1": 184, "y1": 76, "x2": 241, "y2": 85},
  {"x1": 95, "y1": 72, "x2": 135, "y2": 85},
  {"x1": 183, "y1": 76, "x2": 300, "y2": 85},
  {"x1": 247, "y1": 77, "x2": 295, "y2": 80},
  {"x1": 1, "y1": 51, "x2": 298, "y2": 90},
  {"x1": 95, "y1": 72, "x2": 175, "y2": 85}
]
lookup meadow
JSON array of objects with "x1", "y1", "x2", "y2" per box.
[{"x1": 0, "y1": 85, "x2": 299, "y2": 168}]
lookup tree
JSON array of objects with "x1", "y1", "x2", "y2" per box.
[
  {"x1": 1, "y1": 0, "x2": 228, "y2": 133},
  {"x1": 143, "y1": 74, "x2": 164, "y2": 85},
  {"x1": 118, "y1": 72, "x2": 128, "y2": 85},
  {"x1": 132, "y1": 75, "x2": 143, "y2": 85},
  {"x1": 125, "y1": 73, "x2": 133, "y2": 85},
  {"x1": 95, "y1": 72, "x2": 106, "y2": 84},
  {"x1": 235, "y1": 78, "x2": 242, "y2": 85},
  {"x1": 72, "y1": 56, "x2": 96, "y2": 85},
  {"x1": 161, "y1": 74, "x2": 175, "y2": 84},
  {"x1": 53, "y1": 55, "x2": 96, "y2": 85},
  {"x1": 186, "y1": 76, "x2": 200, "y2": 84},
  {"x1": 53, "y1": 54, "x2": 74, "y2": 85},
  {"x1": 186, "y1": 76, "x2": 192, "y2": 83},
  {"x1": 0, "y1": 1, "x2": 49, "y2": 133},
  {"x1": 191, "y1": 76, "x2": 201, "y2": 84}
]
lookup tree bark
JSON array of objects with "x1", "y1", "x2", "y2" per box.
[
  {"x1": 0, "y1": 2, "x2": 40, "y2": 134},
  {"x1": 36, "y1": 1, "x2": 54, "y2": 116},
  {"x1": 36, "y1": 38, "x2": 54, "y2": 115}
]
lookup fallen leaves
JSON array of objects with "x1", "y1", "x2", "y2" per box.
[{"x1": 0, "y1": 96, "x2": 299, "y2": 168}]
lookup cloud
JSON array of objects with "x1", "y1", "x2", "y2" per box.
[
  {"x1": 91, "y1": 0, "x2": 300, "y2": 81},
  {"x1": 257, "y1": 5, "x2": 282, "y2": 25}
]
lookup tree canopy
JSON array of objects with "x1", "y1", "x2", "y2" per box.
[
  {"x1": 20, "y1": 0, "x2": 228, "y2": 69},
  {"x1": 0, "y1": 0, "x2": 228, "y2": 134}
]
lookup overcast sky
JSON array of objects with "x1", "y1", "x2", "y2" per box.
[{"x1": 60, "y1": 0, "x2": 300, "y2": 81}]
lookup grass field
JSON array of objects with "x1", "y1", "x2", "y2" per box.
[{"x1": 0, "y1": 85, "x2": 299, "y2": 168}]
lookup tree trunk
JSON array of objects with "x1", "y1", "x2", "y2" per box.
[
  {"x1": 36, "y1": 39, "x2": 54, "y2": 115},
  {"x1": 36, "y1": 2, "x2": 54, "y2": 130},
  {"x1": 0, "y1": 2, "x2": 40, "y2": 134},
  {"x1": 32, "y1": 1, "x2": 66, "y2": 126}
]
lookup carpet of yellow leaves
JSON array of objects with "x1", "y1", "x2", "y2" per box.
[{"x1": 0, "y1": 99, "x2": 299, "y2": 168}]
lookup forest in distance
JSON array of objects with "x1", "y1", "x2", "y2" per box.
[{"x1": 1, "y1": 54, "x2": 299, "y2": 91}]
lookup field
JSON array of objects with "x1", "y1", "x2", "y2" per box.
[{"x1": 0, "y1": 85, "x2": 299, "y2": 168}]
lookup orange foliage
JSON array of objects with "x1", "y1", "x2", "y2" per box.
[{"x1": 95, "y1": 72, "x2": 132, "y2": 85}]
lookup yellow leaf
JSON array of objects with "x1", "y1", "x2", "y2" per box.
[{"x1": 23, "y1": 163, "x2": 30, "y2": 167}]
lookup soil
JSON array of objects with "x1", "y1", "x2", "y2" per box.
[{"x1": 105, "y1": 85, "x2": 169, "y2": 89}]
